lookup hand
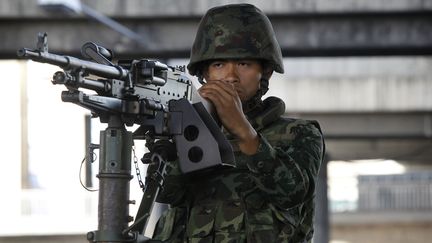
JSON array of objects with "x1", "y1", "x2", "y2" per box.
[{"x1": 199, "y1": 80, "x2": 259, "y2": 155}]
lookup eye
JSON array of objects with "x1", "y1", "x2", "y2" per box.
[
  {"x1": 210, "y1": 61, "x2": 224, "y2": 69},
  {"x1": 238, "y1": 62, "x2": 250, "y2": 67},
  {"x1": 238, "y1": 59, "x2": 257, "y2": 66},
  {"x1": 238, "y1": 61, "x2": 254, "y2": 69}
]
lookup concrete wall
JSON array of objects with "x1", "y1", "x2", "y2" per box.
[
  {"x1": 267, "y1": 57, "x2": 432, "y2": 112},
  {"x1": 1, "y1": 0, "x2": 431, "y2": 17}
]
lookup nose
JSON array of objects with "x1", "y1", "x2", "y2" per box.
[{"x1": 223, "y1": 62, "x2": 239, "y2": 84}]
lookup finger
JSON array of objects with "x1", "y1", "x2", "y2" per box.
[
  {"x1": 201, "y1": 84, "x2": 241, "y2": 110},
  {"x1": 199, "y1": 88, "x2": 227, "y2": 109},
  {"x1": 210, "y1": 81, "x2": 238, "y2": 97},
  {"x1": 199, "y1": 83, "x2": 233, "y2": 102},
  {"x1": 200, "y1": 86, "x2": 238, "y2": 107},
  {"x1": 202, "y1": 80, "x2": 235, "y2": 94}
]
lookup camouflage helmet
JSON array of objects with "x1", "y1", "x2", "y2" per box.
[{"x1": 187, "y1": 3, "x2": 284, "y2": 76}]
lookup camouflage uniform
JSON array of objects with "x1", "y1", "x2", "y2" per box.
[
  {"x1": 151, "y1": 4, "x2": 325, "y2": 243},
  {"x1": 152, "y1": 97, "x2": 324, "y2": 243}
]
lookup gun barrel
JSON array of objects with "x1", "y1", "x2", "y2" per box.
[
  {"x1": 17, "y1": 48, "x2": 129, "y2": 80},
  {"x1": 52, "y1": 71, "x2": 108, "y2": 92}
]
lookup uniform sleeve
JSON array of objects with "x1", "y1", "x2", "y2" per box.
[
  {"x1": 245, "y1": 120, "x2": 324, "y2": 209},
  {"x1": 154, "y1": 159, "x2": 187, "y2": 205}
]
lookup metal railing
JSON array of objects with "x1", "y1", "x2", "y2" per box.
[{"x1": 357, "y1": 172, "x2": 432, "y2": 211}]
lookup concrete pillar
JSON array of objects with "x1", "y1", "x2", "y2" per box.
[{"x1": 313, "y1": 155, "x2": 330, "y2": 243}]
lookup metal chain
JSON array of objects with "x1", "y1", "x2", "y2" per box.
[{"x1": 132, "y1": 145, "x2": 145, "y2": 191}]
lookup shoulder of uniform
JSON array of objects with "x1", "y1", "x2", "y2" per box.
[
  {"x1": 266, "y1": 116, "x2": 321, "y2": 130},
  {"x1": 283, "y1": 117, "x2": 322, "y2": 130}
]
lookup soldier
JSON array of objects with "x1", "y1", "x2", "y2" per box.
[{"x1": 152, "y1": 3, "x2": 325, "y2": 243}]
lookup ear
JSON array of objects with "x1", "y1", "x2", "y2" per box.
[
  {"x1": 262, "y1": 66, "x2": 273, "y2": 80},
  {"x1": 202, "y1": 69, "x2": 209, "y2": 80},
  {"x1": 200, "y1": 64, "x2": 210, "y2": 81}
]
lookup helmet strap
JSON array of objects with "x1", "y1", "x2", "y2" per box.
[{"x1": 242, "y1": 77, "x2": 269, "y2": 114}]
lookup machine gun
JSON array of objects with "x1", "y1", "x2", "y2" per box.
[{"x1": 17, "y1": 33, "x2": 235, "y2": 242}]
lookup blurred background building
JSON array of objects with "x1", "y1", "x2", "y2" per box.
[{"x1": 0, "y1": 0, "x2": 431, "y2": 243}]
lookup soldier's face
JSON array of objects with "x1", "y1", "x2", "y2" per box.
[{"x1": 203, "y1": 59, "x2": 263, "y2": 102}]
